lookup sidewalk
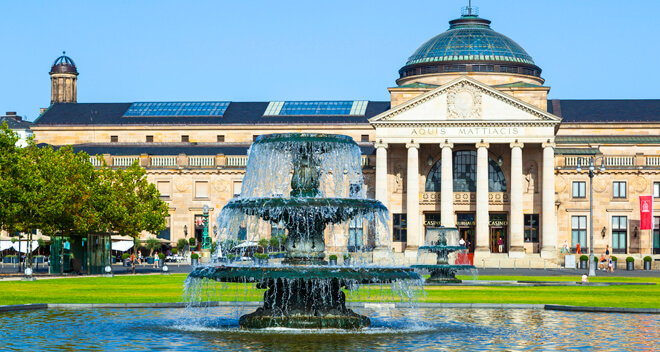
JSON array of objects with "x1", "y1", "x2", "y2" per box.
[{"x1": 0, "y1": 262, "x2": 194, "y2": 278}]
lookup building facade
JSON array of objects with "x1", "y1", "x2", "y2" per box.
[{"x1": 31, "y1": 8, "x2": 660, "y2": 266}]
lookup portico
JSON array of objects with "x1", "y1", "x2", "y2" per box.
[{"x1": 370, "y1": 77, "x2": 561, "y2": 262}]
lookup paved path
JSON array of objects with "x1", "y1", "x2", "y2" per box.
[{"x1": 2, "y1": 262, "x2": 659, "y2": 279}]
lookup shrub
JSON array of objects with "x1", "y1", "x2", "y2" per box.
[
  {"x1": 626, "y1": 256, "x2": 634, "y2": 263},
  {"x1": 122, "y1": 253, "x2": 130, "y2": 260},
  {"x1": 644, "y1": 256, "x2": 652, "y2": 262},
  {"x1": 343, "y1": 253, "x2": 351, "y2": 260},
  {"x1": 329, "y1": 255, "x2": 338, "y2": 261},
  {"x1": 593, "y1": 256, "x2": 599, "y2": 262},
  {"x1": 158, "y1": 253, "x2": 165, "y2": 260},
  {"x1": 171, "y1": 248, "x2": 178, "y2": 255},
  {"x1": 580, "y1": 255, "x2": 588, "y2": 261},
  {"x1": 189, "y1": 237, "x2": 196, "y2": 246},
  {"x1": 226, "y1": 254, "x2": 236, "y2": 260},
  {"x1": 612, "y1": 256, "x2": 617, "y2": 262},
  {"x1": 191, "y1": 252, "x2": 199, "y2": 259}
]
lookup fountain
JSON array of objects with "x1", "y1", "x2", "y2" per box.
[
  {"x1": 187, "y1": 133, "x2": 421, "y2": 329},
  {"x1": 411, "y1": 227, "x2": 476, "y2": 284}
]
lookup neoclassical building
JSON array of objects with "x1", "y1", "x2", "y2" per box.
[{"x1": 31, "y1": 8, "x2": 660, "y2": 266}]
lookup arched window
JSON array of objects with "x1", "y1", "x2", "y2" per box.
[{"x1": 424, "y1": 150, "x2": 507, "y2": 192}]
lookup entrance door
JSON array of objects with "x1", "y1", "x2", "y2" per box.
[
  {"x1": 459, "y1": 228, "x2": 475, "y2": 253},
  {"x1": 654, "y1": 217, "x2": 660, "y2": 255},
  {"x1": 490, "y1": 227, "x2": 507, "y2": 253}
]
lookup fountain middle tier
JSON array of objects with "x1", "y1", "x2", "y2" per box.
[{"x1": 221, "y1": 197, "x2": 388, "y2": 265}]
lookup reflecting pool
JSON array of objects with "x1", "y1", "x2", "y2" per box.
[{"x1": 1, "y1": 307, "x2": 658, "y2": 351}]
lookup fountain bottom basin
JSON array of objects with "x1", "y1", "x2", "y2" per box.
[
  {"x1": 187, "y1": 265, "x2": 422, "y2": 329},
  {"x1": 411, "y1": 264, "x2": 476, "y2": 284}
]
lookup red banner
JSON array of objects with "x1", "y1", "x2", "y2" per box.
[{"x1": 640, "y1": 195, "x2": 654, "y2": 230}]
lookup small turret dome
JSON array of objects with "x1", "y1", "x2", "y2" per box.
[{"x1": 50, "y1": 51, "x2": 78, "y2": 74}]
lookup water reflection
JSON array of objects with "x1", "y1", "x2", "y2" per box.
[{"x1": 0, "y1": 308, "x2": 658, "y2": 351}]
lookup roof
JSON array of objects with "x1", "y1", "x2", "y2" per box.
[
  {"x1": 556, "y1": 136, "x2": 660, "y2": 144},
  {"x1": 42, "y1": 142, "x2": 376, "y2": 156},
  {"x1": 492, "y1": 82, "x2": 544, "y2": 89},
  {"x1": 404, "y1": 13, "x2": 535, "y2": 67},
  {"x1": 548, "y1": 99, "x2": 660, "y2": 123},
  {"x1": 0, "y1": 116, "x2": 33, "y2": 130},
  {"x1": 34, "y1": 102, "x2": 391, "y2": 126},
  {"x1": 554, "y1": 148, "x2": 602, "y2": 155}
]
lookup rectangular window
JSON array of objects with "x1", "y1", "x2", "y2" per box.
[
  {"x1": 420, "y1": 66, "x2": 439, "y2": 74},
  {"x1": 157, "y1": 181, "x2": 171, "y2": 198},
  {"x1": 613, "y1": 181, "x2": 627, "y2": 198},
  {"x1": 572, "y1": 181, "x2": 586, "y2": 198},
  {"x1": 393, "y1": 214, "x2": 407, "y2": 242},
  {"x1": 654, "y1": 182, "x2": 660, "y2": 198},
  {"x1": 472, "y1": 65, "x2": 494, "y2": 72},
  {"x1": 111, "y1": 136, "x2": 118, "y2": 143},
  {"x1": 571, "y1": 215, "x2": 587, "y2": 249},
  {"x1": 348, "y1": 217, "x2": 364, "y2": 251},
  {"x1": 158, "y1": 217, "x2": 171, "y2": 241},
  {"x1": 612, "y1": 216, "x2": 627, "y2": 253},
  {"x1": 361, "y1": 134, "x2": 370, "y2": 142},
  {"x1": 233, "y1": 182, "x2": 242, "y2": 198},
  {"x1": 194, "y1": 181, "x2": 209, "y2": 199},
  {"x1": 181, "y1": 135, "x2": 189, "y2": 143},
  {"x1": 524, "y1": 214, "x2": 539, "y2": 242},
  {"x1": 146, "y1": 135, "x2": 154, "y2": 143},
  {"x1": 217, "y1": 135, "x2": 225, "y2": 142}
]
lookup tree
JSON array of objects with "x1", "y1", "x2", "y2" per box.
[
  {"x1": 146, "y1": 237, "x2": 161, "y2": 258},
  {"x1": 100, "y1": 162, "x2": 168, "y2": 274},
  {"x1": 177, "y1": 238, "x2": 188, "y2": 253}
]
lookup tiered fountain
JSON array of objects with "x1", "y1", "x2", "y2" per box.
[
  {"x1": 187, "y1": 133, "x2": 421, "y2": 329},
  {"x1": 411, "y1": 227, "x2": 475, "y2": 284}
]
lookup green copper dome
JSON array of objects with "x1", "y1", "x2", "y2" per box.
[{"x1": 406, "y1": 14, "x2": 534, "y2": 66}]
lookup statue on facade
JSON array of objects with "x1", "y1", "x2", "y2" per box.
[{"x1": 524, "y1": 164, "x2": 536, "y2": 193}]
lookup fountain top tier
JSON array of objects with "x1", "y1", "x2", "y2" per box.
[{"x1": 241, "y1": 133, "x2": 366, "y2": 199}]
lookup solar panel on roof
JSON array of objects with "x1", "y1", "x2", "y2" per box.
[
  {"x1": 263, "y1": 101, "x2": 368, "y2": 116},
  {"x1": 123, "y1": 102, "x2": 231, "y2": 117}
]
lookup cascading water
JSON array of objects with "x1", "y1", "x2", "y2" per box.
[
  {"x1": 185, "y1": 133, "x2": 422, "y2": 329},
  {"x1": 411, "y1": 227, "x2": 476, "y2": 283}
]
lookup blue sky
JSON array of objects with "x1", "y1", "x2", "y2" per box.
[{"x1": 2, "y1": 0, "x2": 660, "y2": 121}]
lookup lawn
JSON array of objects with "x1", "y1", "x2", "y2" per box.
[{"x1": 1, "y1": 274, "x2": 658, "y2": 308}]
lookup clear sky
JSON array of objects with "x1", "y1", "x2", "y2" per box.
[{"x1": 2, "y1": 0, "x2": 660, "y2": 121}]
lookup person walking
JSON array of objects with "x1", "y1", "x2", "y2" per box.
[
  {"x1": 153, "y1": 251, "x2": 159, "y2": 269},
  {"x1": 561, "y1": 240, "x2": 571, "y2": 254},
  {"x1": 607, "y1": 257, "x2": 614, "y2": 273},
  {"x1": 576, "y1": 242, "x2": 581, "y2": 255},
  {"x1": 605, "y1": 245, "x2": 610, "y2": 260}
]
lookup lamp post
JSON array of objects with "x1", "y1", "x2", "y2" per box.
[
  {"x1": 202, "y1": 205, "x2": 211, "y2": 250},
  {"x1": 576, "y1": 156, "x2": 606, "y2": 277}
]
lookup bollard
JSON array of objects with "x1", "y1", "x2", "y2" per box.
[
  {"x1": 482, "y1": 258, "x2": 486, "y2": 269},
  {"x1": 513, "y1": 260, "x2": 516, "y2": 270},
  {"x1": 544, "y1": 260, "x2": 547, "y2": 270},
  {"x1": 498, "y1": 260, "x2": 501, "y2": 270},
  {"x1": 529, "y1": 260, "x2": 531, "y2": 270}
]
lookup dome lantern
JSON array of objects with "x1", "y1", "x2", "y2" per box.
[{"x1": 49, "y1": 51, "x2": 79, "y2": 104}]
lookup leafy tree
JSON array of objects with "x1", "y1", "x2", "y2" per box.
[
  {"x1": 177, "y1": 238, "x2": 188, "y2": 253},
  {"x1": 146, "y1": 237, "x2": 161, "y2": 257}
]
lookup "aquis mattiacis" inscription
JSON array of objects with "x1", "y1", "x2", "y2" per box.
[{"x1": 410, "y1": 127, "x2": 521, "y2": 136}]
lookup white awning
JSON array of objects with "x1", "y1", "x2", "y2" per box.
[
  {"x1": 8, "y1": 241, "x2": 39, "y2": 253},
  {"x1": 112, "y1": 240, "x2": 134, "y2": 252},
  {"x1": 0, "y1": 241, "x2": 13, "y2": 251}
]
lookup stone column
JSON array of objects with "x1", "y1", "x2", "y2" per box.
[
  {"x1": 405, "y1": 141, "x2": 421, "y2": 254},
  {"x1": 475, "y1": 141, "x2": 490, "y2": 257},
  {"x1": 375, "y1": 141, "x2": 388, "y2": 207},
  {"x1": 509, "y1": 141, "x2": 525, "y2": 258},
  {"x1": 440, "y1": 141, "x2": 455, "y2": 227},
  {"x1": 541, "y1": 141, "x2": 557, "y2": 258}
]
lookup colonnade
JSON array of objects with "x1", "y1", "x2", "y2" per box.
[{"x1": 374, "y1": 140, "x2": 557, "y2": 258}]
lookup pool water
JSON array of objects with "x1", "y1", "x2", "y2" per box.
[{"x1": 1, "y1": 307, "x2": 658, "y2": 351}]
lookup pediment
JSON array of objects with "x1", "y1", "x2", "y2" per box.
[{"x1": 370, "y1": 76, "x2": 561, "y2": 124}]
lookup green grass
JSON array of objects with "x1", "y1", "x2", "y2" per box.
[{"x1": 1, "y1": 274, "x2": 658, "y2": 308}]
